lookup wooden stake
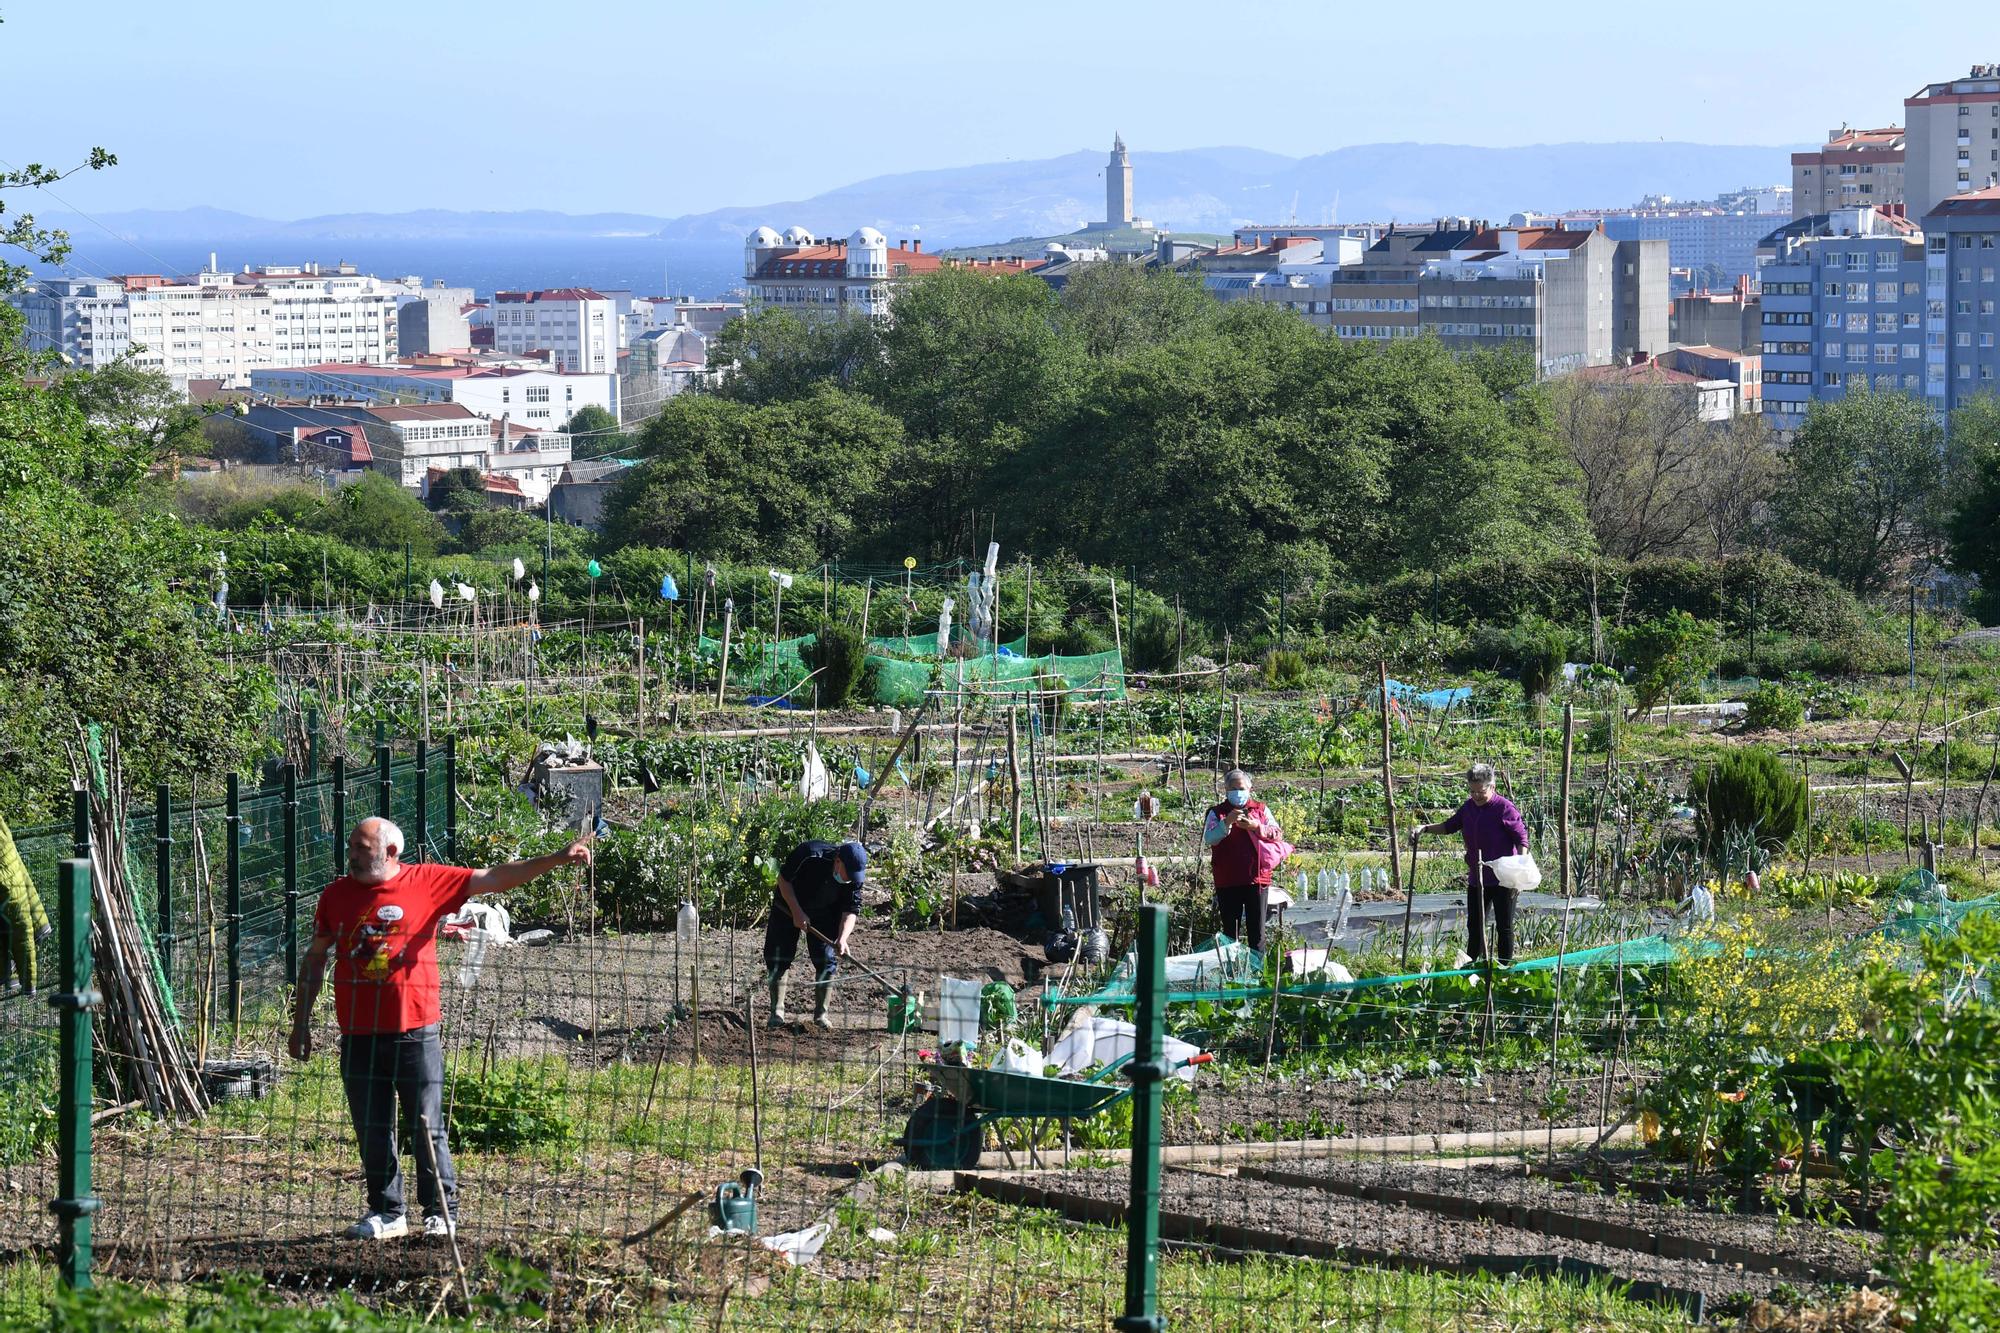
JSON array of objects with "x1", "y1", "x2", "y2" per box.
[
  {"x1": 1008, "y1": 708, "x2": 1024, "y2": 868},
  {"x1": 1230, "y1": 697, "x2": 1242, "y2": 771},
  {"x1": 1108, "y1": 572, "x2": 1123, "y2": 662},
  {"x1": 1381, "y1": 662, "x2": 1408, "y2": 967},
  {"x1": 715, "y1": 601, "x2": 734, "y2": 708}
]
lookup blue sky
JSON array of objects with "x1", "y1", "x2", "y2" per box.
[{"x1": 4, "y1": 0, "x2": 1980, "y2": 218}]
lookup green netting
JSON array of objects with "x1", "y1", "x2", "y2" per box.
[
  {"x1": 699, "y1": 633, "x2": 816, "y2": 697},
  {"x1": 869, "y1": 632, "x2": 941, "y2": 657},
  {"x1": 868, "y1": 650, "x2": 1127, "y2": 708},
  {"x1": 1045, "y1": 933, "x2": 1690, "y2": 1008}
]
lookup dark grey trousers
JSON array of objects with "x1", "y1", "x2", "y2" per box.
[{"x1": 339, "y1": 1023, "x2": 456, "y2": 1220}]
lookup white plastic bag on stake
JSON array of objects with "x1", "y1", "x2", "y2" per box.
[
  {"x1": 1485, "y1": 853, "x2": 1543, "y2": 891},
  {"x1": 799, "y1": 741, "x2": 830, "y2": 801}
]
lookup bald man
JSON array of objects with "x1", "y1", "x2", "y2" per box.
[{"x1": 289, "y1": 817, "x2": 590, "y2": 1240}]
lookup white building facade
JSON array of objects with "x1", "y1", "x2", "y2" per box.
[
  {"x1": 249, "y1": 361, "x2": 617, "y2": 427},
  {"x1": 7, "y1": 278, "x2": 132, "y2": 369},
  {"x1": 490, "y1": 289, "x2": 617, "y2": 373}
]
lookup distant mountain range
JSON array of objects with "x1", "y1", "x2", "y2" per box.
[{"x1": 50, "y1": 140, "x2": 1802, "y2": 256}]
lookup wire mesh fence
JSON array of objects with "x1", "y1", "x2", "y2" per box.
[{"x1": 0, "y1": 721, "x2": 1906, "y2": 1329}]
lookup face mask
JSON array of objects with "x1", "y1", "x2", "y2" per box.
[{"x1": 1225, "y1": 789, "x2": 1249, "y2": 808}]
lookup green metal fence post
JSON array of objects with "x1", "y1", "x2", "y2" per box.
[
  {"x1": 445, "y1": 735, "x2": 459, "y2": 863},
  {"x1": 71, "y1": 788, "x2": 89, "y2": 860},
  {"x1": 225, "y1": 772, "x2": 242, "y2": 1031},
  {"x1": 331, "y1": 757, "x2": 348, "y2": 879},
  {"x1": 413, "y1": 739, "x2": 429, "y2": 864},
  {"x1": 376, "y1": 735, "x2": 392, "y2": 820},
  {"x1": 154, "y1": 783, "x2": 174, "y2": 977},
  {"x1": 50, "y1": 857, "x2": 99, "y2": 1290},
  {"x1": 1115, "y1": 901, "x2": 1169, "y2": 1332},
  {"x1": 282, "y1": 763, "x2": 299, "y2": 986}
]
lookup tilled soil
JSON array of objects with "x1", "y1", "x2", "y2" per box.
[
  {"x1": 1252, "y1": 1158, "x2": 1875, "y2": 1280},
  {"x1": 1003, "y1": 1165, "x2": 1832, "y2": 1307}
]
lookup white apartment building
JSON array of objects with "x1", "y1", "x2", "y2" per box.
[
  {"x1": 249, "y1": 359, "x2": 616, "y2": 426},
  {"x1": 128, "y1": 264, "x2": 434, "y2": 389},
  {"x1": 359, "y1": 403, "x2": 493, "y2": 491},
  {"x1": 1906, "y1": 64, "x2": 2000, "y2": 225},
  {"x1": 8, "y1": 278, "x2": 131, "y2": 369},
  {"x1": 490, "y1": 288, "x2": 617, "y2": 373}
]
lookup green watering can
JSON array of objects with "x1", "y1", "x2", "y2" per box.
[{"x1": 713, "y1": 1167, "x2": 763, "y2": 1234}]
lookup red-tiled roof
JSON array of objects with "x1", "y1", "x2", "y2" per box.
[
  {"x1": 493, "y1": 288, "x2": 610, "y2": 303},
  {"x1": 297, "y1": 425, "x2": 374, "y2": 464},
  {"x1": 1574, "y1": 360, "x2": 1704, "y2": 386},
  {"x1": 753, "y1": 240, "x2": 1041, "y2": 280}
]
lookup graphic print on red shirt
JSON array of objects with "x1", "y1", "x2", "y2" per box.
[{"x1": 312, "y1": 862, "x2": 475, "y2": 1035}]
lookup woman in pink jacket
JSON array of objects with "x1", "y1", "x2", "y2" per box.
[{"x1": 1203, "y1": 768, "x2": 1278, "y2": 951}]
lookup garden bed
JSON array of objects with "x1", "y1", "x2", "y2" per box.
[{"x1": 968, "y1": 1164, "x2": 1843, "y2": 1314}]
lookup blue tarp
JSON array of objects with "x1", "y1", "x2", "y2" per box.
[{"x1": 1380, "y1": 678, "x2": 1473, "y2": 712}]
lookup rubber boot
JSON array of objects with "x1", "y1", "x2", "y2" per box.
[
  {"x1": 766, "y1": 972, "x2": 788, "y2": 1026},
  {"x1": 810, "y1": 969, "x2": 834, "y2": 1030}
]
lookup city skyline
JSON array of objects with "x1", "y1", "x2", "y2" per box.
[{"x1": 3, "y1": 0, "x2": 1978, "y2": 220}]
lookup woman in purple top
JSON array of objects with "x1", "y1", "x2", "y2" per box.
[{"x1": 1413, "y1": 763, "x2": 1529, "y2": 963}]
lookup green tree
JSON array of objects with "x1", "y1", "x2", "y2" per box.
[
  {"x1": 563, "y1": 404, "x2": 619, "y2": 437},
  {"x1": 1054, "y1": 264, "x2": 1212, "y2": 358},
  {"x1": 604, "y1": 385, "x2": 898, "y2": 564},
  {"x1": 1, "y1": 145, "x2": 116, "y2": 297},
  {"x1": 316, "y1": 472, "x2": 448, "y2": 555},
  {"x1": 1767, "y1": 389, "x2": 1956, "y2": 596},
  {"x1": 709, "y1": 307, "x2": 879, "y2": 405},
  {"x1": 425, "y1": 465, "x2": 489, "y2": 514},
  {"x1": 1942, "y1": 394, "x2": 2000, "y2": 619},
  {"x1": 1614, "y1": 609, "x2": 1719, "y2": 718},
  {"x1": 0, "y1": 305, "x2": 259, "y2": 819}
]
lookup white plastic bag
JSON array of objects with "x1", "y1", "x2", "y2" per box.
[
  {"x1": 998, "y1": 1037, "x2": 1043, "y2": 1075},
  {"x1": 1486, "y1": 852, "x2": 1543, "y2": 891},
  {"x1": 799, "y1": 741, "x2": 830, "y2": 801},
  {"x1": 938, "y1": 976, "x2": 982, "y2": 1048}
]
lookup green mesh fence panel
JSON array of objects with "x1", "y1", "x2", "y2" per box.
[
  {"x1": 700, "y1": 633, "x2": 816, "y2": 697},
  {"x1": 868, "y1": 632, "x2": 941, "y2": 657}
]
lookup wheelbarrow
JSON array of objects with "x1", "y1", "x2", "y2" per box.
[{"x1": 903, "y1": 1050, "x2": 1210, "y2": 1170}]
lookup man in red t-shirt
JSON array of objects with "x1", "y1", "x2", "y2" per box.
[{"x1": 289, "y1": 815, "x2": 590, "y2": 1241}]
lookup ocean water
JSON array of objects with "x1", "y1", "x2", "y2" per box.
[{"x1": 47, "y1": 236, "x2": 745, "y2": 301}]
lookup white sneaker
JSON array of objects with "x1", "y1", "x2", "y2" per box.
[
  {"x1": 344, "y1": 1212, "x2": 408, "y2": 1240},
  {"x1": 423, "y1": 1213, "x2": 456, "y2": 1238}
]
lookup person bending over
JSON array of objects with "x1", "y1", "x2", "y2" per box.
[{"x1": 764, "y1": 838, "x2": 867, "y2": 1029}]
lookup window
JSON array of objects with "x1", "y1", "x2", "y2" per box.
[
  {"x1": 1988, "y1": 269, "x2": 1999, "y2": 283},
  {"x1": 1847, "y1": 282, "x2": 1871, "y2": 301},
  {"x1": 1877, "y1": 282, "x2": 1899, "y2": 302},
  {"x1": 1824, "y1": 372, "x2": 1841, "y2": 386},
  {"x1": 1848, "y1": 252, "x2": 1868, "y2": 270},
  {"x1": 1875, "y1": 344, "x2": 1897, "y2": 364},
  {"x1": 1825, "y1": 343, "x2": 1843, "y2": 359},
  {"x1": 1847, "y1": 313, "x2": 1870, "y2": 332},
  {"x1": 1905, "y1": 374, "x2": 1920, "y2": 390},
  {"x1": 1905, "y1": 311, "x2": 1922, "y2": 328},
  {"x1": 1826, "y1": 311, "x2": 1843, "y2": 328},
  {"x1": 1987, "y1": 301, "x2": 1999, "y2": 316},
  {"x1": 1876, "y1": 313, "x2": 1898, "y2": 333},
  {"x1": 1985, "y1": 333, "x2": 1998, "y2": 348},
  {"x1": 525, "y1": 386, "x2": 550, "y2": 403},
  {"x1": 1848, "y1": 344, "x2": 1868, "y2": 362},
  {"x1": 1824, "y1": 281, "x2": 1842, "y2": 297},
  {"x1": 1962, "y1": 365, "x2": 1974, "y2": 380},
  {"x1": 1878, "y1": 252, "x2": 1899, "y2": 271},
  {"x1": 1959, "y1": 332, "x2": 1973, "y2": 347},
  {"x1": 1905, "y1": 343, "x2": 1921, "y2": 359}
]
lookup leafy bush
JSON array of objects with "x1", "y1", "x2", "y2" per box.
[
  {"x1": 1474, "y1": 614, "x2": 1573, "y2": 702},
  {"x1": 1830, "y1": 913, "x2": 2000, "y2": 1331},
  {"x1": 446, "y1": 1061, "x2": 574, "y2": 1150},
  {"x1": 804, "y1": 620, "x2": 868, "y2": 707},
  {"x1": 1262, "y1": 647, "x2": 1308, "y2": 688},
  {"x1": 595, "y1": 795, "x2": 858, "y2": 929},
  {"x1": 1690, "y1": 747, "x2": 1807, "y2": 861},
  {"x1": 1743, "y1": 680, "x2": 1805, "y2": 731},
  {"x1": 1616, "y1": 610, "x2": 1719, "y2": 715}
]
